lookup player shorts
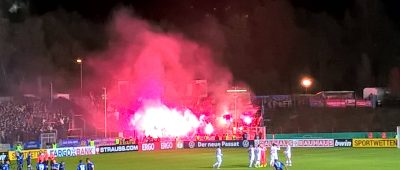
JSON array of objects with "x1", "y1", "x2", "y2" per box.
[
  {"x1": 216, "y1": 156, "x2": 222, "y2": 163},
  {"x1": 285, "y1": 154, "x2": 291, "y2": 159},
  {"x1": 249, "y1": 156, "x2": 254, "y2": 161},
  {"x1": 270, "y1": 154, "x2": 278, "y2": 161}
]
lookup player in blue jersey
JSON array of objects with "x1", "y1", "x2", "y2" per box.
[
  {"x1": 2, "y1": 160, "x2": 10, "y2": 170},
  {"x1": 27, "y1": 152, "x2": 32, "y2": 170},
  {"x1": 51, "y1": 160, "x2": 60, "y2": 170},
  {"x1": 86, "y1": 158, "x2": 95, "y2": 170},
  {"x1": 273, "y1": 159, "x2": 287, "y2": 170},
  {"x1": 59, "y1": 161, "x2": 65, "y2": 170},
  {"x1": 36, "y1": 161, "x2": 45, "y2": 170},
  {"x1": 77, "y1": 160, "x2": 86, "y2": 170},
  {"x1": 16, "y1": 152, "x2": 24, "y2": 170}
]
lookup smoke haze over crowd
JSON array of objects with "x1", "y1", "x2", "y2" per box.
[{"x1": 86, "y1": 10, "x2": 238, "y2": 136}]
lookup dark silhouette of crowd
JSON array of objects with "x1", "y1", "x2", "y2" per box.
[{"x1": 0, "y1": 99, "x2": 71, "y2": 144}]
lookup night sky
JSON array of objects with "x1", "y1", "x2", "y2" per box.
[{"x1": 1, "y1": 0, "x2": 400, "y2": 95}]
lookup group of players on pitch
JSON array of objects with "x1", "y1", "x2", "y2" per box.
[
  {"x1": 0, "y1": 151, "x2": 95, "y2": 170},
  {"x1": 213, "y1": 143, "x2": 292, "y2": 170}
]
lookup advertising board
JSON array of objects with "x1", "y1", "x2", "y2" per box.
[
  {"x1": 98, "y1": 144, "x2": 138, "y2": 153},
  {"x1": 0, "y1": 144, "x2": 10, "y2": 152},
  {"x1": 46, "y1": 146, "x2": 96, "y2": 157},
  {"x1": 183, "y1": 140, "x2": 253, "y2": 149},
  {"x1": 352, "y1": 138, "x2": 397, "y2": 148},
  {"x1": 255, "y1": 139, "x2": 334, "y2": 148},
  {"x1": 24, "y1": 141, "x2": 41, "y2": 149},
  {"x1": 59, "y1": 139, "x2": 81, "y2": 147},
  {"x1": 8, "y1": 149, "x2": 46, "y2": 160},
  {"x1": 334, "y1": 139, "x2": 352, "y2": 147},
  {"x1": 138, "y1": 141, "x2": 177, "y2": 152}
]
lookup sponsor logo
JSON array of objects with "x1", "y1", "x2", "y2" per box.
[
  {"x1": 296, "y1": 139, "x2": 334, "y2": 147},
  {"x1": 352, "y1": 139, "x2": 397, "y2": 148},
  {"x1": 8, "y1": 149, "x2": 47, "y2": 161},
  {"x1": 47, "y1": 146, "x2": 96, "y2": 157},
  {"x1": 176, "y1": 141, "x2": 183, "y2": 149},
  {"x1": 221, "y1": 141, "x2": 239, "y2": 147},
  {"x1": 188, "y1": 141, "x2": 195, "y2": 149},
  {"x1": 197, "y1": 141, "x2": 221, "y2": 148},
  {"x1": 160, "y1": 142, "x2": 174, "y2": 150},
  {"x1": 334, "y1": 139, "x2": 352, "y2": 147},
  {"x1": 184, "y1": 140, "x2": 254, "y2": 148},
  {"x1": 262, "y1": 139, "x2": 334, "y2": 147},
  {"x1": 24, "y1": 141, "x2": 41, "y2": 149},
  {"x1": 242, "y1": 140, "x2": 250, "y2": 148},
  {"x1": 99, "y1": 145, "x2": 138, "y2": 153},
  {"x1": 142, "y1": 143, "x2": 155, "y2": 151},
  {"x1": 60, "y1": 139, "x2": 80, "y2": 147}
]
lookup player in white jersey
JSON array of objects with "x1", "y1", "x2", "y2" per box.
[
  {"x1": 212, "y1": 146, "x2": 223, "y2": 169},
  {"x1": 284, "y1": 144, "x2": 292, "y2": 166},
  {"x1": 254, "y1": 145, "x2": 262, "y2": 167},
  {"x1": 248, "y1": 145, "x2": 255, "y2": 167},
  {"x1": 269, "y1": 143, "x2": 280, "y2": 167}
]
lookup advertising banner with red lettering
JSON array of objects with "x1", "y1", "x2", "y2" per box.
[
  {"x1": 159, "y1": 141, "x2": 175, "y2": 150},
  {"x1": 326, "y1": 99, "x2": 346, "y2": 108},
  {"x1": 255, "y1": 139, "x2": 334, "y2": 148},
  {"x1": 139, "y1": 141, "x2": 176, "y2": 152}
]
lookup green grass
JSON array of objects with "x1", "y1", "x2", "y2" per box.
[{"x1": 13, "y1": 148, "x2": 400, "y2": 170}]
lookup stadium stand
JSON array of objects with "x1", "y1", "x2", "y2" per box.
[{"x1": 0, "y1": 98, "x2": 72, "y2": 144}]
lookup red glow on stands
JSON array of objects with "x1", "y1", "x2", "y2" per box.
[
  {"x1": 205, "y1": 123, "x2": 214, "y2": 135},
  {"x1": 131, "y1": 100, "x2": 200, "y2": 138},
  {"x1": 86, "y1": 11, "x2": 260, "y2": 138},
  {"x1": 243, "y1": 116, "x2": 252, "y2": 125},
  {"x1": 219, "y1": 117, "x2": 227, "y2": 125},
  {"x1": 226, "y1": 89, "x2": 247, "y2": 93}
]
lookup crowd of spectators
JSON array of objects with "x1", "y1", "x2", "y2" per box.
[{"x1": 0, "y1": 99, "x2": 71, "y2": 144}]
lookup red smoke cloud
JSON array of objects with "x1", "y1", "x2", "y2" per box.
[{"x1": 87, "y1": 10, "x2": 253, "y2": 137}]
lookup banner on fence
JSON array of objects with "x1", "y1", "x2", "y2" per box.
[
  {"x1": 326, "y1": 99, "x2": 347, "y2": 108},
  {"x1": 352, "y1": 138, "x2": 397, "y2": 148},
  {"x1": 94, "y1": 138, "x2": 115, "y2": 146},
  {"x1": 0, "y1": 144, "x2": 10, "y2": 152},
  {"x1": 59, "y1": 139, "x2": 81, "y2": 147},
  {"x1": 47, "y1": 146, "x2": 96, "y2": 157},
  {"x1": 24, "y1": 141, "x2": 41, "y2": 149},
  {"x1": 355, "y1": 100, "x2": 372, "y2": 107},
  {"x1": 98, "y1": 144, "x2": 138, "y2": 154},
  {"x1": 265, "y1": 95, "x2": 292, "y2": 109},
  {"x1": 8, "y1": 149, "x2": 46, "y2": 160},
  {"x1": 184, "y1": 140, "x2": 252, "y2": 149},
  {"x1": 255, "y1": 139, "x2": 334, "y2": 148}
]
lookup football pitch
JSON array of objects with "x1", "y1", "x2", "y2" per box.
[{"x1": 24, "y1": 148, "x2": 400, "y2": 170}]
